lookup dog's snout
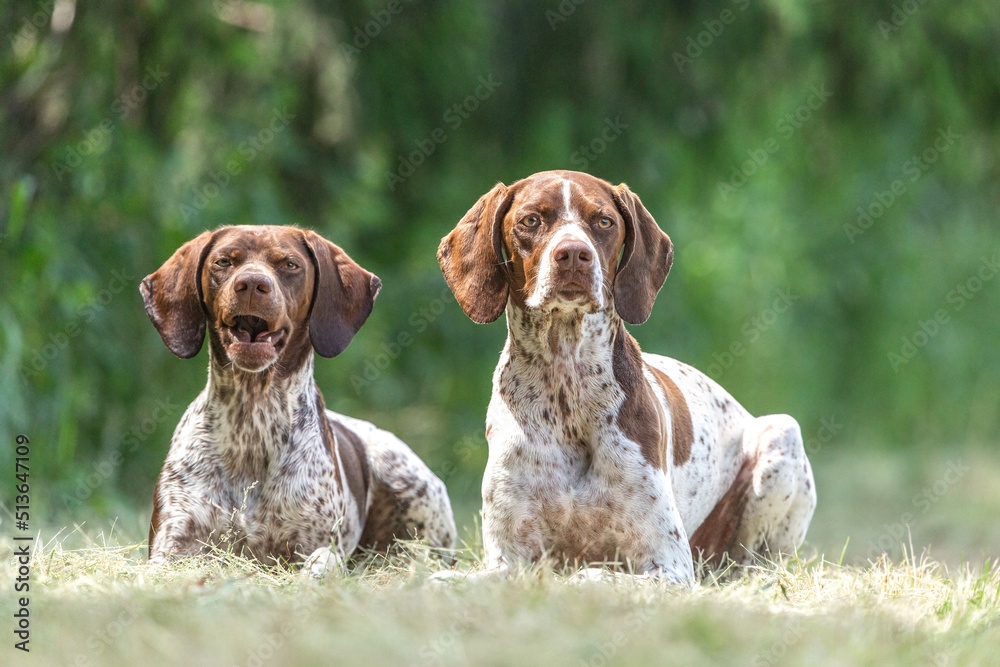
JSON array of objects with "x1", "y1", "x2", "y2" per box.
[
  {"x1": 553, "y1": 241, "x2": 593, "y2": 272},
  {"x1": 234, "y1": 272, "x2": 273, "y2": 296}
]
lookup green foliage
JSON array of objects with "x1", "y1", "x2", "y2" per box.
[{"x1": 1, "y1": 0, "x2": 998, "y2": 522}]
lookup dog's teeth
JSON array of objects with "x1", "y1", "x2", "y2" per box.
[{"x1": 267, "y1": 335, "x2": 272, "y2": 343}]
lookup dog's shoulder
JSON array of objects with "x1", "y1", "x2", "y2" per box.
[
  {"x1": 163, "y1": 389, "x2": 215, "y2": 456},
  {"x1": 642, "y1": 354, "x2": 749, "y2": 418}
]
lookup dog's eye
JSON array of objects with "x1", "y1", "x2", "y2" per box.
[
  {"x1": 521, "y1": 215, "x2": 540, "y2": 228},
  {"x1": 215, "y1": 258, "x2": 231, "y2": 268},
  {"x1": 597, "y1": 217, "x2": 614, "y2": 229},
  {"x1": 284, "y1": 261, "x2": 298, "y2": 270}
]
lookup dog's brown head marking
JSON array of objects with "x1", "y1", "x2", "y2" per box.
[
  {"x1": 438, "y1": 170, "x2": 673, "y2": 324},
  {"x1": 141, "y1": 225, "x2": 381, "y2": 373}
]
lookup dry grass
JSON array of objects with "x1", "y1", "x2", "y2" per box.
[
  {"x1": 4, "y1": 444, "x2": 999, "y2": 665},
  {"x1": 4, "y1": 524, "x2": 999, "y2": 667}
]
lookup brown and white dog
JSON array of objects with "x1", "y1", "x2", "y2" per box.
[
  {"x1": 142, "y1": 225, "x2": 455, "y2": 575},
  {"x1": 438, "y1": 171, "x2": 815, "y2": 584}
]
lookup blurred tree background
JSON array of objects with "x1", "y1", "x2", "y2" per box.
[{"x1": 1, "y1": 0, "x2": 998, "y2": 558}]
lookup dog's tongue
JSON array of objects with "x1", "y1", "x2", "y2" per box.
[{"x1": 232, "y1": 315, "x2": 274, "y2": 344}]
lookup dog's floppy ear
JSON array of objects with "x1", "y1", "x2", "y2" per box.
[
  {"x1": 612, "y1": 183, "x2": 674, "y2": 325},
  {"x1": 140, "y1": 230, "x2": 215, "y2": 358},
  {"x1": 303, "y1": 230, "x2": 382, "y2": 358},
  {"x1": 437, "y1": 182, "x2": 513, "y2": 324}
]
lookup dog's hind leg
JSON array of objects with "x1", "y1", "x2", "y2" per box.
[
  {"x1": 353, "y1": 423, "x2": 458, "y2": 553},
  {"x1": 730, "y1": 414, "x2": 816, "y2": 563},
  {"x1": 691, "y1": 414, "x2": 816, "y2": 566}
]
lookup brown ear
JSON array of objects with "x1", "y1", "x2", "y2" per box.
[
  {"x1": 140, "y1": 230, "x2": 215, "y2": 359},
  {"x1": 437, "y1": 182, "x2": 512, "y2": 324},
  {"x1": 612, "y1": 184, "x2": 674, "y2": 325},
  {"x1": 303, "y1": 230, "x2": 382, "y2": 358}
]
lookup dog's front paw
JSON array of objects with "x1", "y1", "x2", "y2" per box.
[
  {"x1": 646, "y1": 561, "x2": 695, "y2": 588},
  {"x1": 302, "y1": 547, "x2": 344, "y2": 580},
  {"x1": 428, "y1": 569, "x2": 469, "y2": 585},
  {"x1": 568, "y1": 567, "x2": 620, "y2": 583}
]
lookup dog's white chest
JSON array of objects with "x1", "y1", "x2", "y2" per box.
[{"x1": 483, "y1": 409, "x2": 666, "y2": 563}]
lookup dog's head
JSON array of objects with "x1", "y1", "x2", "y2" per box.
[
  {"x1": 437, "y1": 170, "x2": 673, "y2": 325},
  {"x1": 141, "y1": 225, "x2": 381, "y2": 373}
]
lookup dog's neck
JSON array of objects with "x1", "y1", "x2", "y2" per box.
[
  {"x1": 208, "y1": 348, "x2": 314, "y2": 402},
  {"x1": 504, "y1": 300, "x2": 624, "y2": 365},
  {"x1": 205, "y1": 346, "x2": 326, "y2": 479},
  {"x1": 501, "y1": 301, "x2": 643, "y2": 425}
]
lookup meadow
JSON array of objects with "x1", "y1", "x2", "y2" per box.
[{"x1": 5, "y1": 442, "x2": 999, "y2": 666}]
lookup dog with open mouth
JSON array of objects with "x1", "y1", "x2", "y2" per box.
[{"x1": 141, "y1": 225, "x2": 455, "y2": 575}]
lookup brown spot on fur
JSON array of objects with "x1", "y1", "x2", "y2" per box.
[
  {"x1": 612, "y1": 327, "x2": 667, "y2": 471},
  {"x1": 689, "y1": 454, "x2": 757, "y2": 565},
  {"x1": 557, "y1": 386, "x2": 570, "y2": 417},
  {"x1": 324, "y1": 396, "x2": 370, "y2": 527},
  {"x1": 148, "y1": 476, "x2": 163, "y2": 553},
  {"x1": 358, "y1": 476, "x2": 415, "y2": 552},
  {"x1": 648, "y1": 366, "x2": 694, "y2": 467}
]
